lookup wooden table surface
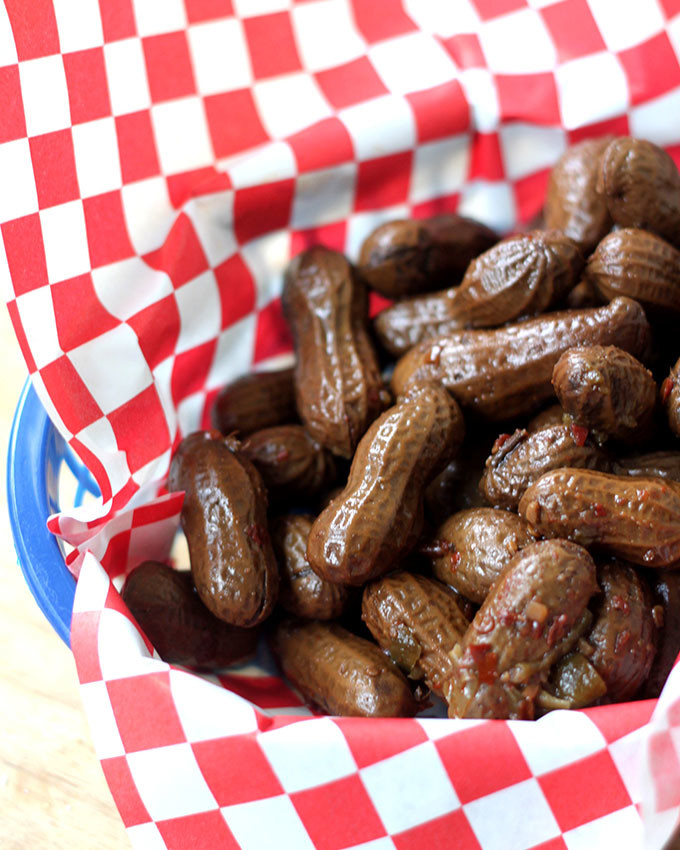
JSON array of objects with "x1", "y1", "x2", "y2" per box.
[{"x1": 1, "y1": 305, "x2": 129, "y2": 849}]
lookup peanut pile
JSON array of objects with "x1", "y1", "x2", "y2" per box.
[{"x1": 123, "y1": 136, "x2": 680, "y2": 720}]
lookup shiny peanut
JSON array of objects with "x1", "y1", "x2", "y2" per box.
[{"x1": 212, "y1": 367, "x2": 297, "y2": 437}]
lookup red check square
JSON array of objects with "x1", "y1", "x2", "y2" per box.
[
  {"x1": 158, "y1": 811, "x2": 239, "y2": 850},
  {"x1": 116, "y1": 111, "x2": 161, "y2": 184},
  {"x1": 29, "y1": 130, "x2": 79, "y2": 209},
  {"x1": 315, "y1": 57, "x2": 389, "y2": 110},
  {"x1": 185, "y1": 0, "x2": 234, "y2": 23},
  {"x1": 288, "y1": 117, "x2": 354, "y2": 172},
  {"x1": 2, "y1": 215, "x2": 50, "y2": 296},
  {"x1": 107, "y1": 672, "x2": 186, "y2": 753},
  {"x1": 410, "y1": 193, "x2": 461, "y2": 219},
  {"x1": 586, "y1": 700, "x2": 655, "y2": 744},
  {"x1": 513, "y1": 168, "x2": 550, "y2": 225},
  {"x1": 100, "y1": 528, "x2": 132, "y2": 578},
  {"x1": 70, "y1": 610, "x2": 104, "y2": 684},
  {"x1": 660, "y1": 0, "x2": 680, "y2": 16},
  {"x1": 171, "y1": 339, "x2": 217, "y2": 404},
  {"x1": 243, "y1": 13, "x2": 302, "y2": 80},
  {"x1": 468, "y1": 132, "x2": 505, "y2": 181},
  {"x1": 350, "y1": 0, "x2": 417, "y2": 43},
  {"x1": 618, "y1": 31, "x2": 680, "y2": 106},
  {"x1": 538, "y1": 750, "x2": 632, "y2": 832},
  {"x1": 0, "y1": 66, "x2": 27, "y2": 143},
  {"x1": 290, "y1": 220, "x2": 347, "y2": 256},
  {"x1": 292, "y1": 774, "x2": 385, "y2": 850},
  {"x1": 215, "y1": 253, "x2": 256, "y2": 329},
  {"x1": 540, "y1": 0, "x2": 606, "y2": 63},
  {"x1": 192, "y1": 736, "x2": 283, "y2": 807},
  {"x1": 394, "y1": 809, "x2": 482, "y2": 850},
  {"x1": 567, "y1": 115, "x2": 629, "y2": 144},
  {"x1": 63, "y1": 49, "x2": 112, "y2": 124},
  {"x1": 442, "y1": 33, "x2": 486, "y2": 69},
  {"x1": 204, "y1": 89, "x2": 269, "y2": 159},
  {"x1": 335, "y1": 717, "x2": 428, "y2": 769},
  {"x1": 83, "y1": 192, "x2": 136, "y2": 269},
  {"x1": 436, "y1": 723, "x2": 531, "y2": 804},
  {"x1": 128, "y1": 295, "x2": 181, "y2": 370},
  {"x1": 52, "y1": 273, "x2": 118, "y2": 352},
  {"x1": 233, "y1": 179, "x2": 295, "y2": 244},
  {"x1": 101, "y1": 756, "x2": 151, "y2": 827},
  {"x1": 108, "y1": 385, "x2": 171, "y2": 473},
  {"x1": 253, "y1": 298, "x2": 293, "y2": 364},
  {"x1": 99, "y1": 0, "x2": 137, "y2": 42},
  {"x1": 472, "y1": 0, "x2": 526, "y2": 20},
  {"x1": 144, "y1": 213, "x2": 210, "y2": 288},
  {"x1": 496, "y1": 72, "x2": 561, "y2": 125},
  {"x1": 40, "y1": 356, "x2": 104, "y2": 434},
  {"x1": 5, "y1": 0, "x2": 59, "y2": 61},
  {"x1": 354, "y1": 152, "x2": 412, "y2": 212},
  {"x1": 143, "y1": 32, "x2": 197, "y2": 103},
  {"x1": 407, "y1": 80, "x2": 470, "y2": 143}
]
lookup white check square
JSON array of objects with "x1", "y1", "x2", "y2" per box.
[
  {"x1": 40, "y1": 201, "x2": 90, "y2": 283},
  {"x1": 188, "y1": 18, "x2": 252, "y2": 96},
  {"x1": 151, "y1": 98, "x2": 215, "y2": 175},
  {"x1": 369, "y1": 33, "x2": 456, "y2": 95},
  {"x1": 104, "y1": 38, "x2": 152, "y2": 115},
  {"x1": 292, "y1": 0, "x2": 365, "y2": 72},
  {"x1": 53, "y1": 0, "x2": 104, "y2": 52},
  {"x1": 174, "y1": 270, "x2": 222, "y2": 353},
  {"x1": 556, "y1": 53, "x2": 629, "y2": 130},
  {"x1": 587, "y1": 0, "x2": 664, "y2": 52},
  {"x1": 15, "y1": 286, "x2": 61, "y2": 370},
  {"x1": 223, "y1": 795, "x2": 315, "y2": 850},
  {"x1": 20, "y1": 55, "x2": 71, "y2": 137},
  {"x1": 0, "y1": 139, "x2": 38, "y2": 221},
  {"x1": 253, "y1": 74, "x2": 332, "y2": 139},
  {"x1": 291, "y1": 164, "x2": 357, "y2": 230},
  {"x1": 72, "y1": 118, "x2": 122, "y2": 198},
  {"x1": 479, "y1": 8, "x2": 556, "y2": 73}
]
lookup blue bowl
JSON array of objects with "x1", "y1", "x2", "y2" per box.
[{"x1": 7, "y1": 380, "x2": 100, "y2": 646}]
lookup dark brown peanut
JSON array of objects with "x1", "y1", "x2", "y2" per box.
[
  {"x1": 122, "y1": 561, "x2": 260, "y2": 668},
  {"x1": 424, "y1": 453, "x2": 489, "y2": 524},
  {"x1": 583, "y1": 229, "x2": 680, "y2": 321},
  {"x1": 374, "y1": 230, "x2": 582, "y2": 357},
  {"x1": 539, "y1": 652, "x2": 606, "y2": 711},
  {"x1": 361, "y1": 572, "x2": 470, "y2": 696},
  {"x1": 566, "y1": 279, "x2": 602, "y2": 310},
  {"x1": 241, "y1": 425, "x2": 336, "y2": 502},
  {"x1": 527, "y1": 404, "x2": 565, "y2": 432},
  {"x1": 519, "y1": 468, "x2": 680, "y2": 567},
  {"x1": 597, "y1": 137, "x2": 680, "y2": 248},
  {"x1": 270, "y1": 619, "x2": 418, "y2": 717},
  {"x1": 282, "y1": 246, "x2": 386, "y2": 458},
  {"x1": 480, "y1": 425, "x2": 610, "y2": 511},
  {"x1": 444, "y1": 540, "x2": 598, "y2": 720},
  {"x1": 212, "y1": 368, "x2": 296, "y2": 437},
  {"x1": 552, "y1": 345, "x2": 657, "y2": 441},
  {"x1": 270, "y1": 514, "x2": 348, "y2": 620},
  {"x1": 168, "y1": 431, "x2": 279, "y2": 627},
  {"x1": 391, "y1": 297, "x2": 651, "y2": 421},
  {"x1": 358, "y1": 214, "x2": 497, "y2": 299},
  {"x1": 613, "y1": 450, "x2": 680, "y2": 483},
  {"x1": 425, "y1": 508, "x2": 535, "y2": 604},
  {"x1": 544, "y1": 136, "x2": 613, "y2": 253},
  {"x1": 307, "y1": 383, "x2": 465, "y2": 586},
  {"x1": 584, "y1": 560, "x2": 656, "y2": 702},
  {"x1": 663, "y1": 357, "x2": 680, "y2": 438},
  {"x1": 641, "y1": 570, "x2": 680, "y2": 699}
]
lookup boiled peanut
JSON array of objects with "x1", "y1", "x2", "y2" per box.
[
  {"x1": 282, "y1": 246, "x2": 386, "y2": 458},
  {"x1": 361, "y1": 572, "x2": 470, "y2": 696},
  {"x1": 270, "y1": 619, "x2": 418, "y2": 717},
  {"x1": 539, "y1": 652, "x2": 606, "y2": 711},
  {"x1": 641, "y1": 570, "x2": 680, "y2": 699},
  {"x1": 122, "y1": 561, "x2": 260, "y2": 668},
  {"x1": 663, "y1": 356, "x2": 680, "y2": 438},
  {"x1": 391, "y1": 297, "x2": 651, "y2": 421},
  {"x1": 544, "y1": 136, "x2": 613, "y2": 253},
  {"x1": 444, "y1": 539, "x2": 598, "y2": 720},
  {"x1": 241, "y1": 425, "x2": 336, "y2": 502},
  {"x1": 519, "y1": 468, "x2": 680, "y2": 567},
  {"x1": 597, "y1": 137, "x2": 680, "y2": 248},
  {"x1": 270, "y1": 514, "x2": 348, "y2": 620},
  {"x1": 425, "y1": 508, "x2": 535, "y2": 604},
  {"x1": 583, "y1": 228, "x2": 680, "y2": 321},
  {"x1": 359, "y1": 214, "x2": 497, "y2": 298},
  {"x1": 307, "y1": 383, "x2": 465, "y2": 586},
  {"x1": 480, "y1": 425, "x2": 610, "y2": 511},
  {"x1": 374, "y1": 230, "x2": 582, "y2": 357},
  {"x1": 552, "y1": 345, "x2": 657, "y2": 442},
  {"x1": 613, "y1": 450, "x2": 680, "y2": 483},
  {"x1": 168, "y1": 431, "x2": 279, "y2": 627},
  {"x1": 212, "y1": 367, "x2": 296, "y2": 437}
]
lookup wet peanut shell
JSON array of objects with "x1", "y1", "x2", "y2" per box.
[
  {"x1": 122, "y1": 561, "x2": 260, "y2": 669},
  {"x1": 585, "y1": 560, "x2": 656, "y2": 702},
  {"x1": 282, "y1": 247, "x2": 386, "y2": 458},
  {"x1": 519, "y1": 468, "x2": 680, "y2": 567},
  {"x1": 544, "y1": 136, "x2": 614, "y2": 253},
  {"x1": 374, "y1": 230, "x2": 582, "y2": 357},
  {"x1": 423, "y1": 440, "x2": 492, "y2": 525},
  {"x1": 241, "y1": 425, "x2": 336, "y2": 502},
  {"x1": 527, "y1": 404, "x2": 565, "y2": 432},
  {"x1": 391, "y1": 297, "x2": 651, "y2": 422},
  {"x1": 426, "y1": 508, "x2": 536, "y2": 604},
  {"x1": 361, "y1": 572, "x2": 470, "y2": 695},
  {"x1": 597, "y1": 137, "x2": 680, "y2": 248},
  {"x1": 640, "y1": 569, "x2": 680, "y2": 699},
  {"x1": 539, "y1": 652, "x2": 607, "y2": 712},
  {"x1": 307, "y1": 383, "x2": 465, "y2": 586},
  {"x1": 270, "y1": 619, "x2": 418, "y2": 717},
  {"x1": 212, "y1": 367, "x2": 297, "y2": 437},
  {"x1": 552, "y1": 345, "x2": 657, "y2": 441},
  {"x1": 168, "y1": 431, "x2": 279, "y2": 627},
  {"x1": 444, "y1": 539, "x2": 598, "y2": 720},
  {"x1": 664, "y1": 356, "x2": 680, "y2": 438},
  {"x1": 358, "y1": 214, "x2": 497, "y2": 299},
  {"x1": 583, "y1": 229, "x2": 680, "y2": 321},
  {"x1": 480, "y1": 425, "x2": 610, "y2": 512},
  {"x1": 612, "y1": 450, "x2": 680, "y2": 483},
  {"x1": 270, "y1": 514, "x2": 348, "y2": 620}
]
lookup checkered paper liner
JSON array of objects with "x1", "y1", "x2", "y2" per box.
[{"x1": 4, "y1": 1, "x2": 680, "y2": 847}]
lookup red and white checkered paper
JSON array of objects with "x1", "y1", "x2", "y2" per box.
[{"x1": 4, "y1": 1, "x2": 680, "y2": 847}]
